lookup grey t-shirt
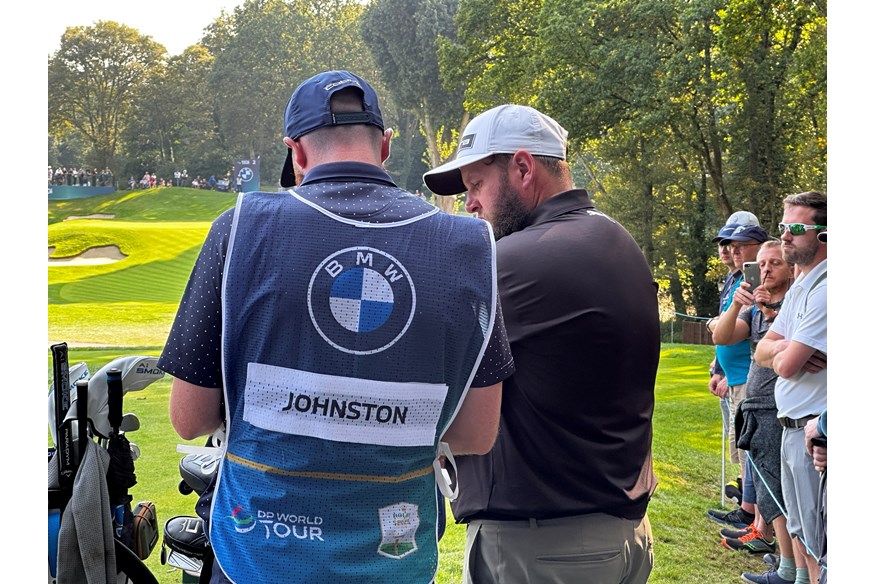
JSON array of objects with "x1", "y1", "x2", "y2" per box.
[{"x1": 739, "y1": 304, "x2": 781, "y2": 402}]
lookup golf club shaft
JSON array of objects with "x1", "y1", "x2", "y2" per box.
[
  {"x1": 76, "y1": 380, "x2": 89, "y2": 468},
  {"x1": 107, "y1": 368, "x2": 123, "y2": 435},
  {"x1": 51, "y1": 343, "x2": 73, "y2": 487}
]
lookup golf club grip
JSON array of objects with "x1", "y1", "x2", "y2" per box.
[
  {"x1": 51, "y1": 343, "x2": 74, "y2": 486},
  {"x1": 76, "y1": 380, "x2": 89, "y2": 467},
  {"x1": 107, "y1": 368, "x2": 123, "y2": 434}
]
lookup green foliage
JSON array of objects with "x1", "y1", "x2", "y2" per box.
[
  {"x1": 48, "y1": 21, "x2": 166, "y2": 170},
  {"x1": 362, "y1": 0, "x2": 468, "y2": 170},
  {"x1": 123, "y1": 45, "x2": 229, "y2": 180},
  {"x1": 48, "y1": 0, "x2": 826, "y2": 321}
]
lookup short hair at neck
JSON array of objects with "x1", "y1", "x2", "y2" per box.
[
  {"x1": 488, "y1": 153, "x2": 571, "y2": 183},
  {"x1": 302, "y1": 87, "x2": 382, "y2": 154}
]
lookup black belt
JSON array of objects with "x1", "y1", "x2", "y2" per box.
[{"x1": 778, "y1": 414, "x2": 817, "y2": 429}]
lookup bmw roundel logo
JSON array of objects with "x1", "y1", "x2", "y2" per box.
[
  {"x1": 308, "y1": 247, "x2": 416, "y2": 355},
  {"x1": 238, "y1": 167, "x2": 253, "y2": 182}
]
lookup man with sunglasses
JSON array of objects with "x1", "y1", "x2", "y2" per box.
[{"x1": 755, "y1": 191, "x2": 827, "y2": 584}]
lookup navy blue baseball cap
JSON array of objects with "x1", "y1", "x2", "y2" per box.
[
  {"x1": 280, "y1": 70, "x2": 385, "y2": 188},
  {"x1": 712, "y1": 223, "x2": 741, "y2": 243},
  {"x1": 719, "y1": 224, "x2": 770, "y2": 244}
]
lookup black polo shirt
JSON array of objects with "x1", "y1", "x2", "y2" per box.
[{"x1": 452, "y1": 189, "x2": 660, "y2": 522}]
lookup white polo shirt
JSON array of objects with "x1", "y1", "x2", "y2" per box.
[{"x1": 772, "y1": 259, "x2": 827, "y2": 419}]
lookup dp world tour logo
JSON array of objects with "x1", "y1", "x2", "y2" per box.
[
  {"x1": 308, "y1": 247, "x2": 416, "y2": 355},
  {"x1": 229, "y1": 506, "x2": 256, "y2": 533}
]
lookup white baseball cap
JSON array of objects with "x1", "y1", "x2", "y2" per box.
[
  {"x1": 725, "y1": 211, "x2": 760, "y2": 227},
  {"x1": 423, "y1": 104, "x2": 568, "y2": 195}
]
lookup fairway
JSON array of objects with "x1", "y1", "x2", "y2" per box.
[{"x1": 48, "y1": 188, "x2": 780, "y2": 583}]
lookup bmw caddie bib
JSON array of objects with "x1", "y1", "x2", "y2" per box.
[{"x1": 210, "y1": 188, "x2": 496, "y2": 583}]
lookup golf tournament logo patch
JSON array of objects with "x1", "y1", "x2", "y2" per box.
[
  {"x1": 308, "y1": 247, "x2": 416, "y2": 355},
  {"x1": 377, "y1": 503, "x2": 419, "y2": 559}
]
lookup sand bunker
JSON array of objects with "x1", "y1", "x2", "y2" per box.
[
  {"x1": 64, "y1": 213, "x2": 116, "y2": 221},
  {"x1": 49, "y1": 245, "x2": 127, "y2": 266}
]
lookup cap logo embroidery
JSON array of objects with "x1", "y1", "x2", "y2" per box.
[
  {"x1": 323, "y1": 78, "x2": 360, "y2": 91},
  {"x1": 459, "y1": 134, "x2": 475, "y2": 151}
]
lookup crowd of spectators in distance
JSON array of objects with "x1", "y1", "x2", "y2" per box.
[
  {"x1": 48, "y1": 165, "x2": 115, "y2": 187},
  {"x1": 125, "y1": 170, "x2": 231, "y2": 191}
]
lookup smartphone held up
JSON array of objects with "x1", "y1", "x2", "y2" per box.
[{"x1": 742, "y1": 262, "x2": 760, "y2": 290}]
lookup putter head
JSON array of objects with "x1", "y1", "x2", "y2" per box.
[{"x1": 49, "y1": 356, "x2": 165, "y2": 439}]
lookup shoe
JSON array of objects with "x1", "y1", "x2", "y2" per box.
[
  {"x1": 741, "y1": 566, "x2": 793, "y2": 584},
  {"x1": 722, "y1": 527, "x2": 777, "y2": 553},
  {"x1": 724, "y1": 483, "x2": 742, "y2": 505},
  {"x1": 762, "y1": 553, "x2": 778, "y2": 567},
  {"x1": 707, "y1": 507, "x2": 755, "y2": 528},
  {"x1": 721, "y1": 523, "x2": 754, "y2": 539}
]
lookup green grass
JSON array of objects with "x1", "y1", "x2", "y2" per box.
[
  {"x1": 48, "y1": 188, "x2": 772, "y2": 583},
  {"x1": 48, "y1": 187, "x2": 238, "y2": 225}
]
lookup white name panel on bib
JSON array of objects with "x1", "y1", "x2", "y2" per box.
[{"x1": 243, "y1": 362, "x2": 448, "y2": 447}]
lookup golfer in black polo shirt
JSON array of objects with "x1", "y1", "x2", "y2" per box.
[{"x1": 424, "y1": 104, "x2": 660, "y2": 584}]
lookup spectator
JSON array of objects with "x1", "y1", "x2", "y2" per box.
[
  {"x1": 128, "y1": 176, "x2": 136, "y2": 190},
  {"x1": 711, "y1": 240, "x2": 800, "y2": 582},
  {"x1": 708, "y1": 218, "x2": 753, "y2": 504},
  {"x1": 707, "y1": 222, "x2": 770, "y2": 529},
  {"x1": 755, "y1": 191, "x2": 827, "y2": 584},
  {"x1": 424, "y1": 104, "x2": 659, "y2": 584},
  {"x1": 158, "y1": 70, "x2": 510, "y2": 584}
]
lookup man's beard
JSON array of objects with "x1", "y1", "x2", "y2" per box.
[
  {"x1": 490, "y1": 171, "x2": 530, "y2": 239},
  {"x1": 783, "y1": 238, "x2": 818, "y2": 267}
]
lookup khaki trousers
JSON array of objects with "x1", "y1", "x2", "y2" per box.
[{"x1": 464, "y1": 512, "x2": 653, "y2": 584}]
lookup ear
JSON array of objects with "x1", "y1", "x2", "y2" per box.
[
  {"x1": 510, "y1": 150, "x2": 536, "y2": 188},
  {"x1": 381, "y1": 128, "x2": 394, "y2": 163},
  {"x1": 285, "y1": 136, "x2": 307, "y2": 169}
]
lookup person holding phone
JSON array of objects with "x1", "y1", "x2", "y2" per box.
[{"x1": 706, "y1": 224, "x2": 770, "y2": 531}]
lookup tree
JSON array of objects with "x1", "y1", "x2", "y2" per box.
[
  {"x1": 208, "y1": 0, "x2": 373, "y2": 184},
  {"x1": 718, "y1": 0, "x2": 827, "y2": 229},
  {"x1": 124, "y1": 45, "x2": 227, "y2": 180},
  {"x1": 362, "y1": 0, "x2": 468, "y2": 212},
  {"x1": 48, "y1": 21, "x2": 165, "y2": 171}
]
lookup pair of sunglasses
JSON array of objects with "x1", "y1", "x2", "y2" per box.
[{"x1": 777, "y1": 223, "x2": 826, "y2": 236}]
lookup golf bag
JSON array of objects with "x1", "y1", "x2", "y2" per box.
[{"x1": 48, "y1": 344, "x2": 164, "y2": 584}]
